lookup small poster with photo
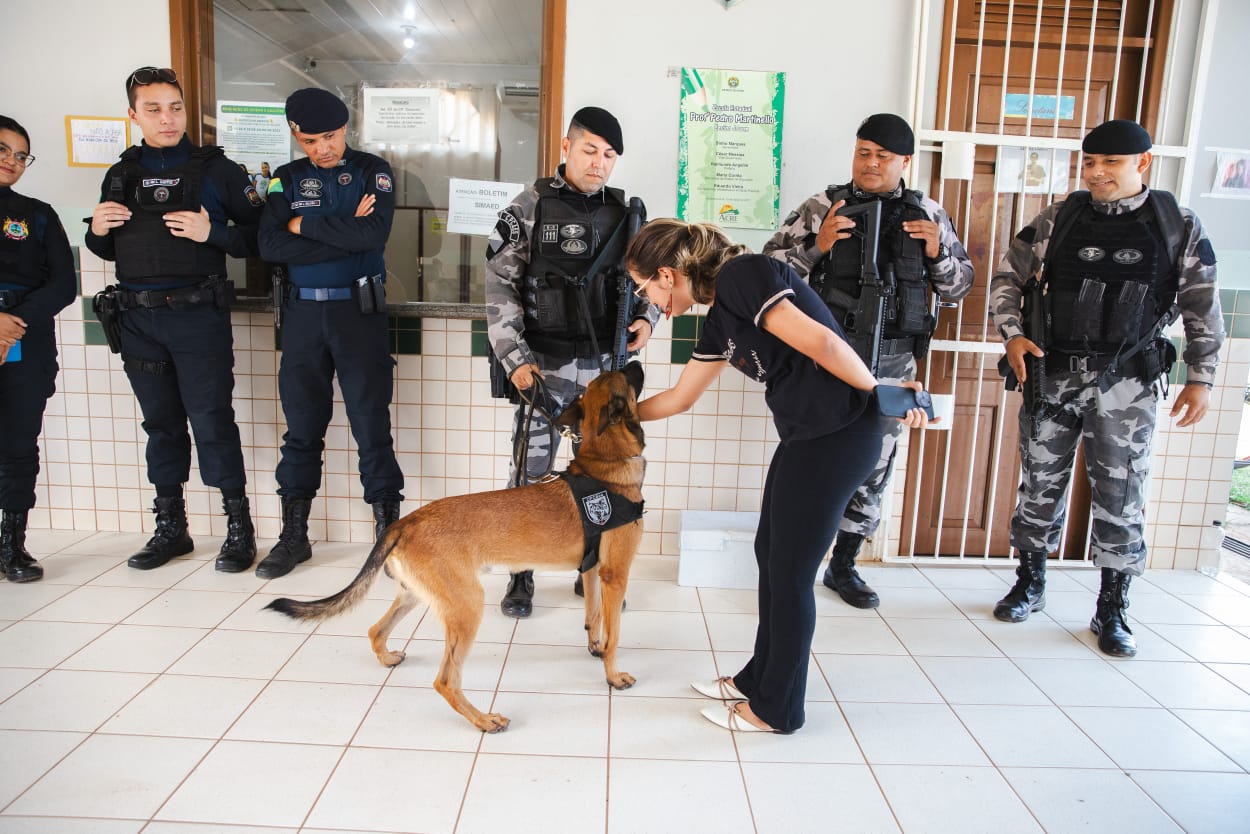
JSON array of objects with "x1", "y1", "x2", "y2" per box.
[
  {"x1": 994, "y1": 147, "x2": 1070, "y2": 195},
  {"x1": 1212, "y1": 151, "x2": 1250, "y2": 198}
]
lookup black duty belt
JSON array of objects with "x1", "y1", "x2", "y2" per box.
[
  {"x1": 880, "y1": 336, "x2": 916, "y2": 356},
  {"x1": 527, "y1": 332, "x2": 614, "y2": 360},
  {"x1": 0, "y1": 288, "x2": 29, "y2": 310},
  {"x1": 1045, "y1": 349, "x2": 1152, "y2": 375},
  {"x1": 117, "y1": 276, "x2": 226, "y2": 310}
]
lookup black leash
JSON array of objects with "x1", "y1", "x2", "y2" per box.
[{"x1": 510, "y1": 374, "x2": 581, "y2": 488}]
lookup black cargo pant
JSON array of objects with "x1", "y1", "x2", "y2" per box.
[{"x1": 0, "y1": 321, "x2": 57, "y2": 511}]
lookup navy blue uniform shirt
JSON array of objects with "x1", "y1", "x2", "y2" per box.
[
  {"x1": 692, "y1": 254, "x2": 872, "y2": 441},
  {"x1": 0, "y1": 187, "x2": 76, "y2": 327},
  {"x1": 258, "y1": 147, "x2": 395, "y2": 288}
]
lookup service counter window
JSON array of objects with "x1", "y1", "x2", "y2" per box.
[{"x1": 188, "y1": 0, "x2": 552, "y2": 305}]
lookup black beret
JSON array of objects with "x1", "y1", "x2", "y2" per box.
[
  {"x1": 570, "y1": 106, "x2": 623, "y2": 155},
  {"x1": 285, "y1": 88, "x2": 349, "y2": 134},
  {"x1": 856, "y1": 113, "x2": 915, "y2": 156},
  {"x1": 1082, "y1": 119, "x2": 1152, "y2": 154}
]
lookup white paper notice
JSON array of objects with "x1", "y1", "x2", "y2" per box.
[
  {"x1": 362, "y1": 88, "x2": 440, "y2": 146},
  {"x1": 446, "y1": 178, "x2": 525, "y2": 236}
]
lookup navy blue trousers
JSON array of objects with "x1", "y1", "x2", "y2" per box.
[{"x1": 0, "y1": 323, "x2": 57, "y2": 511}]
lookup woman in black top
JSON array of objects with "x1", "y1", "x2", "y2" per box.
[
  {"x1": 0, "y1": 116, "x2": 77, "y2": 582},
  {"x1": 629, "y1": 219, "x2": 928, "y2": 734}
]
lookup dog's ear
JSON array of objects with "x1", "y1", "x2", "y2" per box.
[
  {"x1": 599, "y1": 393, "x2": 630, "y2": 429},
  {"x1": 556, "y1": 396, "x2": 584, "y2": 429},
  {"x1": 624, "y1": 361, "x2": 645, "y2": 398}
]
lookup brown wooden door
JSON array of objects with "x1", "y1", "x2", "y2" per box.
[{"x1": 901, "y1": 0, "x2": 1173, "y2": 558}]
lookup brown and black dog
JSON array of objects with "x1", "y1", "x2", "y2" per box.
[{"x1": 267, "y1": 362, "x2": 647, "y2": 732}]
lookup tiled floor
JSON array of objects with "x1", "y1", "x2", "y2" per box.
[{"x1": 2, "y1": 531, "x2": 1250, "y2": 834}]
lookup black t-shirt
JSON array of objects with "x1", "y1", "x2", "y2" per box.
[{"x1": 692, "y1": 254, "x2": 872, "y2": 441}]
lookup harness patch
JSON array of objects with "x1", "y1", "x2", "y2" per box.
[
  {"x1": 561, "y1": 472, "x2": 644, "y2": 574},
  {"x1": 3, "y1": 217, "x2": 29, "y2": 241},
  {"x1": 582, "y1": 491, "x2": 612, "y2": 525}
]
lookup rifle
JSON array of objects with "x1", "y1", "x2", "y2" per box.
[
  {"x1": 815, "y1": 200, "x2": 885, "y2": 374},
  {"x1": 1021, "y1": 277, "x2": 1047, "y2": 439},
  {"x1": 270, "y1": 264, "x2": 287, "y2": 329},
  {"x1": 611, "y1": 197, "x2": 646, "y2": 371}
]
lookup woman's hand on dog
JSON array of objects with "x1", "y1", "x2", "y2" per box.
[{"x1": 510, "y1": 363, "x2": 543, "y2": 390}]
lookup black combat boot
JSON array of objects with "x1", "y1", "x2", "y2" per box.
[
  {"x1": 215, "y1": 496, "x2": 257, "y2": 573},
  {"x1": 993, "y1": 550, "x2": 1047, "y2": 622},
  {"x1": 255, "y1": 497, "x2": 313, "y2": 579},
  {"x1": 501, "y1": 570, "x2": 535, "y2": 618},
  {"x1": 1, "y1": 510, "x2": 43, "y2": 583},
  {"x1": 372, "y1": 499, "x2": 402, "y2": 541},
  {"x1": 1090, "y1": 567, "x2": 1137, "y2": 657},
  {"x1": 822, "y1": 533, "x2": 880, "y2": 609},
  {"x1": 128, "y1": 496, "x2": 194, "y2": 570}
]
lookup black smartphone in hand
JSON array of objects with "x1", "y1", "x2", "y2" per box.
[{"x1": 875, "y1": 385, "x2": 936, "y2": 420}]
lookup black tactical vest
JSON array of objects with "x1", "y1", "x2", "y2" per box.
[
  {"x1": 0, "y1": 192, "x2": 44, "y2": 290},
  {"x1": 817, "y1": 185, "x2": 934, "y2": 349},
  {"x1": 523, "y1": 179, "x2": 629, "y2": 344},
  {"x1": 1045, "y1": 198, "x2": 1177, "y2": 355},
  {"x1": 107, "y1": 145, "x2": 226, "y2": 284}
]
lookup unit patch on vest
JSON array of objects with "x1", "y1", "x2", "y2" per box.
[
  {"x1": 142, "y1": 177, "x2": 179, "y2": 188},
  {"x1": 245, "y1": 185, "x2": 263, "y2": 207},
  {"x1": 3, "y1": 217, "x2": 29, "y2": 241},
  {"x1": 290, "y1": 200, "x2": 321, "y2": 210},
  {"x1": 561, "y1": 239, "x2": 589, "y2": 255},
  {"x1": 299, "y1": 177, "x2": 323, "y2": 198},
  {"x1": 561, "y1": 223, "x2": 586, "y2": 239},
  {"x1": 1077, "y1": 246, "x2": 1105, "y2": 262},
  {"x1": 560, "y1": 472, "x2": 644, "y2": 574},
  {"x1": 1112, "y1": 248, "x2": 1144, "y2": 264},
  {"x1": 541, "y1": 223, "x2": 559, "y2": 244},
  {"x1": 152, "y1": 187, "x2": 171, "y2": 203},
  {"x1": 376, "y1": 173, "x2": 393, "y2": 192},
  {"x1": 338, "y1": 172, "x2": 352, "y2": 186}
]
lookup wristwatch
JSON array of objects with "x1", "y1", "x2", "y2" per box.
[{"x1": 929, "y1": 242, "x2": 950, "y2": 261}]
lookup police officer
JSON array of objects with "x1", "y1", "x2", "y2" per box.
[
  {"x1": 85, "y1": 67, "x2": 262, "y2": 573},
  {"x1": 256, "y1": 87, "x2": 404, "y2": 579},
  {"x1": 764, "y1": 113, "x2": 974, "y2": 608},
  {"x1": 990, "y1": 119, "x2": 1222, "y2": 657},
  {"x1": 486, "y1": 106, "x2": 656, "y2": 618},
  {"x1": 0, "y1": 116, "x2": 76, "y2": 582}
]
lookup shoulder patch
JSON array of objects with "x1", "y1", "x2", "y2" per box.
[
  {"x1": 500, "y1": 212, "x2": 521, "y2": 245},
  {"x1": 244, "y1": 185, "x2": 262, "y2": 207},
  {"x1": 267, "y1": 178, "x2": 283, "y2": 194},
  {"x1": 375, "y1": 173, "x2": 393, "y2": 193},
  {"x1": 1195, "y1": 237, "x2": 1217, "y2": 266}
]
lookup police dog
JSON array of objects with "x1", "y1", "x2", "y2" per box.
[{"x1": 267, "y1": 362, "x2": 646, "y2": 732}]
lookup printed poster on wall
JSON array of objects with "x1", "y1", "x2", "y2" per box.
[
  {"x1": 446, "y1": 178, "x2": 526, "y2": 235},
  {"x1": 216, "y1": 101, "x2": 291, "y2": 180},
  {"x1": 677, "y1": 67, "x2": 784, "y2": 230},
  {"x1": 362, "y1": 88, "x2": 440, "y2": 146}
]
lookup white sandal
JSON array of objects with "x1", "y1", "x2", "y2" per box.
[
  {"x1": 700, "y1": 702, "x2": 778, "y2": 734},
  {"x1": 691, "y1": 676, "x2": 747, "y2": 701}
]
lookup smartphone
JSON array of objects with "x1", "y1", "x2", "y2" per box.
[{"x1": 876, "y1": 384, "x2": 935, "y2": 420}]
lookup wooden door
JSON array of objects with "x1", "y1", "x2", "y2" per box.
[{"x1": 901, "y1": 0, "x2": 1173, "y2": 558}]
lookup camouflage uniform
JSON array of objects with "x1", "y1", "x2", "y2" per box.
[
  {"x1": 990, "y1": 188, "x2": 1223, "y2": 575},
  {"x1": 485, "y1": 167, "x2": 656, "y2": 485},
  {"x1": 764, "y1": 183, "x2": 975, "y2": 536}
]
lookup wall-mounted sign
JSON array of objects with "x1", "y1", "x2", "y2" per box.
[
  {"x1": 446, "y1": 178, "x2": 526, "y2": 235},
  {"x1": 677, "y1": 67, "x2": 785, "y2": 230},
  {"x1": 1004, "y1": 93, "x2": 1076, "y2": 121},
  {"x1": 216, "y1": 101, "x2": 291, "y2": 183},
  {"x1": 362, "y1": 88, "x2": 440, "y2": 146},
  {"x1": 64, "y1": 116, "x2": 130, "y2": 167}
]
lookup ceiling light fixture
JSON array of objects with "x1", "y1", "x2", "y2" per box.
[
  {"x1": 401, "y1": 24, "x2": 416, "y2": 49},
  {"x1": 404, "y1": 3, "x2": 415, "y2": 20}
]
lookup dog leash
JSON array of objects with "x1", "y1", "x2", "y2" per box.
[{"x1": 511, "y1": 375, "x2": 580, "y2": 488}]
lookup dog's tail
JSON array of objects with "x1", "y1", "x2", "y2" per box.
[{"x1": 265, "y1": 528, "x2": 400, "y2": 622}]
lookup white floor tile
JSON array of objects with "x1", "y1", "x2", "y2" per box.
[
  {"x1": 1114, "y1": 660, "x2": 1250, "y2": 709},
  {"x1": 59, "y1": 624, "x2": 207, "y2": 674},
  {"x1": 0, "y1": 584, "x2": 71, "y2": 621},
  {"x1": 1142, "y1": 570, "x2": 1248, "y2": 596},
  {"x1": 35, "y1": 554, "x2": 128, "y2": 585},
  {"x1": 1128, "y1": 592, "x2": 1223, "y2": 625},
  {"x1": 857, "y1": 565, "x2": 934, "y2": 588},
  {"x1": 352, "y1": 685, "x2": 487, "y2": 752},
  {"x1": 874, "y1": 765, "x2": 1043, "y2": 834},
  {"x1": 458, "y1": 753, "x2": 606, "y2": 834},
  {"x1": 311, "y1": 595, "x2": 427, "y2": 639},
  {"x1": 171, "y1": 561, "x2": 270, "y2": 593},
  {"x1": 0, "y1": 668, "x2": 41, "y2": 702},
  {"x1": 156, "y1": 740, "x2": 342, "y2": 827},
  {"x1": 607, "y1": 758, "x2": 753, "y2": 834},
  {"x1": 696, "y1": 586, "x2": 758, "y2": 615},
  {"x1": 305, "y1": 747, "x2": 474, "y2": 833},
  {"x1": 953, "y1": 704, "x2": 1115, "y2": 768},
  {"x1": 1012, "y1": 657, "x2": 1158, "y2": 707},
  {"x1": 1064, "y1": 706, "x2": 1242, "y2": 771},
  {"x1": 101, "y1": 674, "x2": 266, "y2": 738},
  {"x1": 886, "y1": 618, "x2": 1003, "y2": 657},
  {"x1": 384, "y1": 637, "x2": 508, "y2": 692},
  {"x1": 0, "y1": 818, "x2": 142, "y2": 833},
  {"x1": 1131, "y1": 771, "x2": 1250, "y2": 834},
  {"x1": 6, "y1": 733, "x2": 211, "y2": 818},
  {"x1": 60, "y1": 532, "x2": 154, "y2": 557},
  {"x1": 1034, "y1": 589, "x2": 1099, "y2": 621},
  {"x1": 734, "y1": 701, "x2": 864, "y2": 763},
  {"x1": 2, "y1": 620, "x2": 114, "y2": 672},
  {"x1": 413, "y1": 603, "x2": 516, "y2": 644},
  {"x1": 941, "y1": 588, "x2": 1005, "y2": 620},
  {"x1": 601, "y1": 648, "x2": 719, "y2": 700},
  {"x1": 841, "y1": 702, "x2": 989, "y2": 765},
  {"x1": 1001, "y1": 767, "x2": 1182, "y2": 833},
  {"x1": 915, "y1": 656, "x2": 1051, "y2": 705},
  {"x1": 1173, "y1": 708, "x2": 1250, "y2": 770},
  {"x1": 20, "y1": 528, "x2": 96, "y2": 555},
  {"x1": 1148, "y1": 623, "x2": 1250, "y2": 663},
  {"x1": 275, "y1": 633, "x2": 394, "y2": 685},
  {"x1": 215, "y1": 592, "x2": 319, "y2": 634},
  {"x1": 87, "y1": 558, "x2": 201, "y2": 589},
  {"x1": 810, "y1": 616, "x2": 907, "y2": 655},
  {"x1": 25, "y1": 585, "x2": 160, "y2": 624},
  {"x1": 720, "y1": 649, "x2": 833, "y2": 702},
  {"x1": 975, "y1": 616, "x2": 1102, "y2": 658},
  {"x1": 0, "y1": 669, "x2": 153, "y2": 732},
  {"x1": 1210, "y1": 662, "x2": 1250, "y2": 694},
  {"x1": 1177, "y1": 593, "x2": 1250, "y2": 626},
  {"x1": 478, "y1": 691, "x2": 609, "y2": 755},
  {"x1": 143, "y1": 824, "x2": 294, "y2": 833},
  {"x1": 225, "y1": 679, "x2": 378, "y2": 745},
  {"x1": 875, "y1": 587, "x2": 966, "y2": 618},
  {"x1": 166, "y1": 628, "x2": 306, "y2": 678},
  {"x1": 609, "y1": 695, "x2": 739, "y2": 761},
  {"x1": 818, "y1": 653, "x2": 942, "y2": 703},
  {"x1": 122, "y1": 589, "x2": 251, "y2": 629},
  {"x1": 497, "y1": 641, "x2": 625, "y2": 696},
  {"x1": 256, "y1": 564, "x2": 368, "y2": 600},
  {"x1": 1059, "y1": 620, "x2": 1195, "y2": 662},
  {"x1": 0, "y1": 729, "x2": 86, "y2": 807},
  {"x1": 607, "y1": 609, "x2": 712, "y2": 651},
  {"x1": 918, "y1": 566, "x2": 1012, "y2": 590},
  {"x1": 743, "y1": 762, "x2": 898, "y2": 833},
  {"x1": 614, "y1": 578, "x2": 703, "y2": 612}
]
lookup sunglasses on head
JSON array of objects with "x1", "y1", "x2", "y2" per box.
[{"x1": 127, "y1": 67, "x2": 178, "y2": 89}]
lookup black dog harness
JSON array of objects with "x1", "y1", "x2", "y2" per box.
[{"x1": 559, "y1": 472, "x2": 644, "y2": 573}]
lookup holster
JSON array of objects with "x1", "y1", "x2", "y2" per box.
[
  {"x1": 355, "y1": 274, "x2": 387, "y2": 314},
  {"x1": 91, "y1": 286, "x2": 124, "y2": 354},
  {"x1": 271, "y1": 265, "x2": 287, "y2": 328},
  {"x1": 488, "y1": 347, "x2": 521, "y2": 403}
]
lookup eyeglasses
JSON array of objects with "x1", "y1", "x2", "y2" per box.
[
  {"x1": 0, "y1": 142, "x2": 35, "y2": 168},
  {"x1": 633, "y1": 274, "x2": 658, "y2": 300},
  {"x1": 126, "y1": 66, "x2": 178, "y2": 90}
]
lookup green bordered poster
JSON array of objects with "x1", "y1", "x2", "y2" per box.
[{"x1": 677, "y1": 68, "x2": 785, "y2": 230}]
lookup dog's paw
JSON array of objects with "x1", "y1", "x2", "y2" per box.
[
  {"x1": 587, "y1": 640, "x2": 603, "y2": 658},
  {"x1": 607, "y1": 672, "x2": 636, "y2": 690},
  {"x1": 478, "y1": 713, "x2": 510, "y2": 733},
  {"x1": 378, "y1": 650, "x2": 406, "y2": 667}
]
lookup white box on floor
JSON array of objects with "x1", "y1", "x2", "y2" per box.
[{"x1": 678, "y1": 510, "x2": 760, "y2": 589}]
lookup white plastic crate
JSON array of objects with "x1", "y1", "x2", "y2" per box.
[{"x1": 677, "y1": 510, "x2": 760, "y2": 589}]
